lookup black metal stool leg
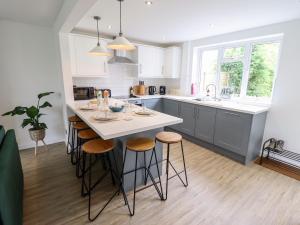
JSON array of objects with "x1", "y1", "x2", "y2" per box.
[
  {"x1": 143, "y1": 151, "x2": 147, "y2": 185},
  {"x1": 76, "y1": 137, "x2": 82, "y2": 178},
  {"x1": 164, "y1": 143, "x2": 170, "y2": 200},
  {"x1": 132, "y1": 152, "x2": 138, "y2": 216},
  {"x1": 66, "y1": 122, "x2": 71, "y2": 154},
  {"x1": 153, "y1": 147, "x2": 164, "y2": 200},
  {"x1": 145, "y1": 150, "x2": 153, "y2": 185},
  {"x1": 106, "y1": 153, "x2": 116, "y2": 185},
  {"x1": 88, "y1": 154, "x2": 92, "y2": 220},
  {"x1": 81, "y1": 152, "x2": 87, "y2": 197},
  {"x1": 71, "y1": 128, "x2": 77, "y2": 165},
  {"x1": 111, "y1": 149, "x2": 132, "y2": 215},
  {"x1": 180, "y1": 140, "x2": 188, "y2": 187}
]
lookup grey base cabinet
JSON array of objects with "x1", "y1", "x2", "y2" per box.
[
  {"x1": 195, "y1": 106, "x2": 216, "y2": 144},
  {"x1": 214, "y1": 110, "x2": 252, "y2": 156},
  {"x1": 162, "y1": 98, "x2": 267, "y2": 165},
  {"x1": 178, "y1": 102, "x2": 196, "y2": 136},
  {"x1": 142, "y1": 98, "x2": 163, "y2": 112},
  {"x1": 163, "y1": 99, "x2": 181, "y2": 130},
  {"x1": 213, "y1": 109, "x2": 267, "y2": 164}
]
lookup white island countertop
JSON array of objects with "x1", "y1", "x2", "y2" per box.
[{"x1": 67, "y1": 100, "x2": 182, "y2": 140}]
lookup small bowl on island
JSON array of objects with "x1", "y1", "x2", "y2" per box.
[{"x1": 109, "y1": 105, "x2": 124, "y2": 112}]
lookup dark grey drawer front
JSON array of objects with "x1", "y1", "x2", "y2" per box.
[
  {"x1": 214, "y1": 109, "x2": 252, "y2": 156},
  {"x1": 195, "y1": 106, "x2": 216, "y2": 144}
]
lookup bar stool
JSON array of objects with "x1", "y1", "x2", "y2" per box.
[
  {"x1": 66, "y1": 115, "x2": 82, "y2": 155},
  {"x1": 76, "y1": 129, "x2": 99, "y2": 178},
  {"x1": 155, "y1": 131, "x2": 188, "y2": 200},
  {"x1": 81, "y1": 138, "x2": 130, "y2": 222},
  {"x1": 70, "y1": 122, "x2": 89, "y2": 165},
  {"x1": 122, "y1": 137, "x2": 163, "y2": 216}
]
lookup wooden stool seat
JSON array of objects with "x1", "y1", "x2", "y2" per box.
[
  {"x1": 126, "y1": 138, "x2": 155, "y2": 152},
  {"x1": 73, "y1": 122, "x2": 89, "y2": 130},
  {"x1": 156, "y1": 132, "x2": 182, "y2": 144},
  {"x1": 78, "y1": 129, "x2": 98, "y2": 140},
  {"x1": 68, "y1": 115, "x2": 82, "y2": 123},
  {"x1": 82, "y1": 139, "x2": 114, "y2": 154}
]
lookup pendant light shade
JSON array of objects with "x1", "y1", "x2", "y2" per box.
[
  {"x1": 89, "y1": 16, "x2": 111, "y2": 56},
  {"x1": 108, "y1": 35, "x2": 136, "y2": 51},
  {"x1": 89, "y1": 44, "x2": 111, "y2": 56},
  {"x1": 107, "y1": 0, "x2": 136, "y2": 51}
]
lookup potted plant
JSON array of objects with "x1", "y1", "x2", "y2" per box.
[{"x1": 2, "y1": 92, "x2": 54, "y2": 145}]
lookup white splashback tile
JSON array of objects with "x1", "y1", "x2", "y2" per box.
[{"x1": 73, "y1": 65, "x2": 180, "y2": 96}]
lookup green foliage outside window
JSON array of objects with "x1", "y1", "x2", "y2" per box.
[
  {"x1": 220, "y1": 43, "x2": 279, "y2": 97},
  {"x1": 247, "y1": 43, "x2": 279, "y2": 97}
]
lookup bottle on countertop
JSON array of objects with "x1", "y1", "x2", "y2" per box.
[
  {"x1": 129, "y1": 86, "x2": 134, "y2": 97},
  {"x1": 191, "y1": 83, "x2": 197, "y2": 96},
  {"x1": 96, "y1": 89, "x2": 102, "y2": 107},
  {"x1": 103, "y1": 90, "x2": 109, "y2": 105}
]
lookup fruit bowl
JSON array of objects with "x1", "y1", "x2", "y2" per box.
[{"x1": 109, "y1": 105, "x2": 124, "y2": 112}]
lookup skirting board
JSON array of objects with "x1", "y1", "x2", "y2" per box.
[{"x1": 18, "y1": 137, "x2": 66, "y2": 150}]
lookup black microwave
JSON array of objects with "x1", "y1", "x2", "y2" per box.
[{"x1": 73, "y1": 87, "x2": 95, "y2": 100}]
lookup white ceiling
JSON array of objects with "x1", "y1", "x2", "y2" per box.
[
  {"x1": 0, "y1": 0, "x2": 64, "y2": 26},
  {"x1": 75, "y1": 0, "x2": 300, "y2": 44}
]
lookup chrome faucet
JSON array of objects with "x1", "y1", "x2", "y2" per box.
[{"x1": 206, "y1": 84, "x2": 220, "y2": 101}]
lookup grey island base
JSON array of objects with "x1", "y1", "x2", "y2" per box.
[{"x1": 110, "y1": 128, "x2": 163, "y2": 192}]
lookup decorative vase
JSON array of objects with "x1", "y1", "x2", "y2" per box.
[{"x1": 28, "y1": 128, "x2": 47, "y2": 156}]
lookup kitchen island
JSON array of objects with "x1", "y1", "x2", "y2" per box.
[{"x1": 67, "y1": 100, "x2": 182, "y2": 191}]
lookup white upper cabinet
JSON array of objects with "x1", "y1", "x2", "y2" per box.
[
  {"x1": 138, "y1": 45, "x2": 165, "y2": 78},
  {"x1": 137, "y1": 45, "x2": 181, "y2": 78},
  {"x1": 164, "y1": 46, "x2": 181, "y2": 78},
  {"x1": 69, "y1": 34, "x2": 110, "y2": 77}
]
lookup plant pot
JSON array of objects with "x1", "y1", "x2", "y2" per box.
[{"x1": 29, "y1": 129, "x2": 46, "y2": 142}]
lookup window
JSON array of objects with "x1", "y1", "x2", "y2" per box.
[
  {"x1": 195, "y1": 36, "x2": 281, "y2": 103},
  {"x1": 199, "y1": 50, "x2": 218, "y2": 93}
]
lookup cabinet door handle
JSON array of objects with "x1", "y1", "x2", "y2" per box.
[
  {"x1": 194, "y1": 108, "x2": 197, "y2": 119},
  {"x1": 140, "y1": 64, "x2": 142, "y2": 74},
  {"x1": 161, "y1": 66, "x2": 164, "y2": 75},
  {"x1": 224, "y1": 112, "x2": 240, "y2": 117}
]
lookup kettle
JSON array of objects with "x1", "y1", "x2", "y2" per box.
[{"x1": 148, "y1": 86, "x2": 156, "y2": 95}]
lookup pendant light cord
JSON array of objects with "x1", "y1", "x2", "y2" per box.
[
  {"x1": 119, "y1": 0, "x2": 123, "y2": 36},
  {"x1": 96, "y1": 18, "x2": 100, "y2": 46}
]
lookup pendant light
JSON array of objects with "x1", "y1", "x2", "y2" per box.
[
  {"x1": 89, "y1": 16, "x2": 111, "y2": 56},
  {"x1": 107, "y1": 0, "x2": 136, "y2": 51}
]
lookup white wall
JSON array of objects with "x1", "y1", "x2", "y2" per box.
[
  {"x1": 182, "y1": 19, "x2": 300, "y2": 153},
  {"x1": 0, "y1": 20, "x2": 65, "y2": 149}
]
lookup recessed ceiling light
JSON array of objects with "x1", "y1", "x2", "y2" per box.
[
  {"x1": 145, "y1": 1, "x2": 153, "y2": 6},
  {"x1": 108, "y1": 25, "x2": 112, "y2": 29}
]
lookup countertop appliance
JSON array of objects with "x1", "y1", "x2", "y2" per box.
[
  {"x1": 98, "y1": 89, "x2": 111, "y2": 98},
  {"x1": 159, "y1": 86, "x2": 166, "y2": 95},
  {"x1": 73, "y1": 86, "x2": 95, "y2": 100},
  {"x1": 148, "y1": 86, "x2": 156, "y2": 95}
]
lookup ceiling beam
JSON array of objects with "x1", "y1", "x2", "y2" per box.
[{"x1": 54, "y1": 0, "x2": 98, "y2": 33}]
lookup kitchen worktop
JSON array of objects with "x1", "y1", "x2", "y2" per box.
[
  {"x1": 133, "y1": 95, "x2": 270, "y2": 115},
  {"x1": 67, "y1": 100, "x2": 182, "y2": 140}
]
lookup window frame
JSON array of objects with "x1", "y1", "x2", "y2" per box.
[{"x1": 195, "y1": 35, "x2": 283, "y2": 103}]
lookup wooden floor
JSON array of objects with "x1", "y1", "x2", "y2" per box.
[{"x1": 21, "y1": 140, "x2": 300, "y2": 225}]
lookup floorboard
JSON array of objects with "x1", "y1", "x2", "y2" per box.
[{"x1": 21, "y1": 140, "x2": 300, "y2": 225}]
